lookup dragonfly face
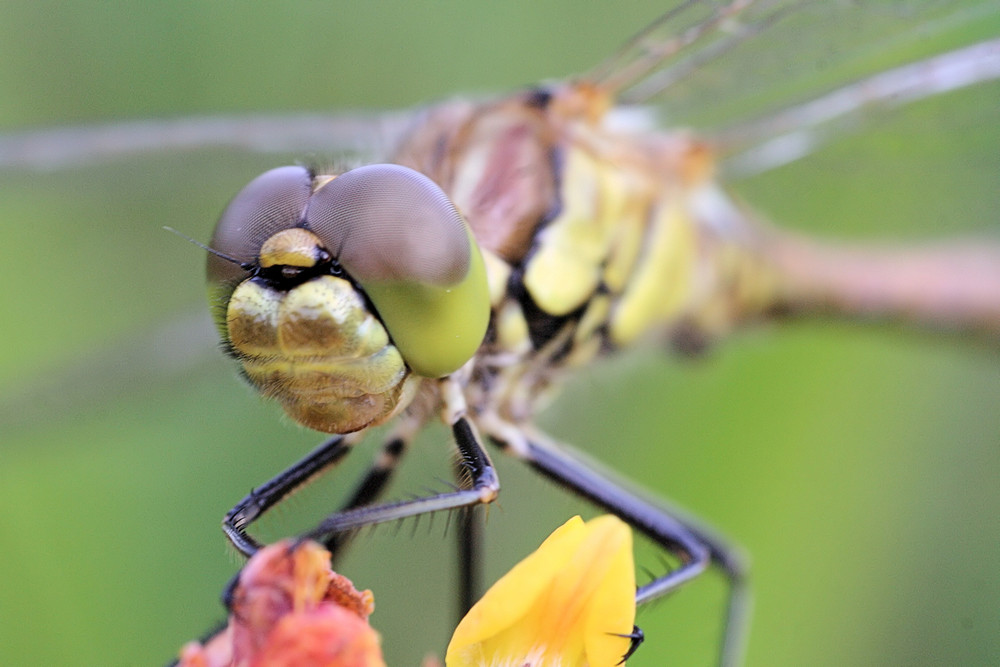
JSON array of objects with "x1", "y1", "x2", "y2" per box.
[
  {"x1": 1, "y1": 3, "x2": 999, "y2": 666},
  {"x1": 207, "y1": 164, "x2": 490, "y2": 432}
]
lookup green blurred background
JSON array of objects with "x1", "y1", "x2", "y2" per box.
[{"x1": 1, "y1": 1, "x2": 998, "y2": 665}]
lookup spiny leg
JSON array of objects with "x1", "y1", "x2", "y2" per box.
[
  {"x1": 490, "y1": 431, "x2": 749, "y2": 667},
  {"x1": 323, "y1": 435, "x2": 410, "y2": 562},
  {"x1": 303, "y1": 417, "x2": 500, "y2": 543},
  {"x1": 223, "y1": 433, "x2": 353, "y2": 556},
  {"x1": 455, "y1": 486, "x2": 484, "y2": 622},
  {"x1": 222, "y1": 425, "x2": 419, "y2": 560},
  {"x1": 450, "y1": 407, "x2": 486, "y2": 619},
  {"x1": 218, "y1": 429, "x2": 413, "y2": 613}
]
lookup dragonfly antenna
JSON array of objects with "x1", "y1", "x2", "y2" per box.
[{"x1": 163, "y1": 226, "x2": 252, "y2": 270}]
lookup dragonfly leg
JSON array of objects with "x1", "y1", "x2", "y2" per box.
[
  {"x1": 321, "y1": 434, "x2": 410, "y2": 561},
  {"x1": 455, "y1": 492, "x2": 484, "y2": 620},
  {"x1": 222, "y1": 433, "x2": 354, "y2": 557},
  {"x1": 303, "y1": 417, "x2": 500, "y2": 543},
  {"x1": 219, "y1": 418, "x2": 496, "y2": 615},
  {"x1": 490, "y1": 432, "x2": 749, "y2": 667},
  {"x1": 265, "y1": 427, "x2": 486, "y2": 621},
  {"x1": 223, "y1": 422, "x2": 420, "y2": 560}
]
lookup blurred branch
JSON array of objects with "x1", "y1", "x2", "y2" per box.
[{"x1": 0, "y1": 111, "x2": 417, "y2": 171}]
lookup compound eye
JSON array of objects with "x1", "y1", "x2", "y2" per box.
[
  {"x1": 305, "y1": 164, "x2": 490, "y2": 377},
  {"x1": 207, "y1": 165, "x2": 313, "y2": 287},
  {"x1": 306, "y1": 164, "x2": 471, "y2": 286}
]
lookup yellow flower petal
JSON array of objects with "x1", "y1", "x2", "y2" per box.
[{"x1": 446, "y1": 515, "x2": 636, "y2": 667}]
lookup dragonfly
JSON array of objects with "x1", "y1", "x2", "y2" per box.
[{"x1": 1, "y1": 2, "x2": 998, "y2": 665}]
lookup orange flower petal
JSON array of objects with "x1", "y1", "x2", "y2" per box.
[{"x1": 177, "y1": 540, "x2": 384, "y2": 667}]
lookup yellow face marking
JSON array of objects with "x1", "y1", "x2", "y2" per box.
[
  {"x1": 227, "y1": 274, "x2": 409, "y2": 434},
  {"x1": 258, "y1": 228, "x2": 326, "y2": 269}
]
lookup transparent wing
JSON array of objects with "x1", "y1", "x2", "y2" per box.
[{"x1": 595, "y1": 0, "x2": 999, "y2": 130}]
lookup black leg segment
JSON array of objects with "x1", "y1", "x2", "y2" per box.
[
  {"x1": 322, "y1": 436, "x2": 409, "y2": 561},
  {"x1": 495, "y1": 435, "x2": 749, "y2": 667},
  {"x1": 303, "y1": 417, "x2": 499, "y2": 542},
  {"x1": 222, "y1": 434, "x2": 351, "y2": 556},
  {"x1": 455, "y1": 498, "x2": 484, "y2": 623}
]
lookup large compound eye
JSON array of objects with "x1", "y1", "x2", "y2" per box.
[
  {"x1": 207, "y1": 165, "x2": 313, "y2": 287},
  {"x1": 305, "y1": 164, "x2": 490, "y2": 378},
  {"x1": 307, "y1": 164, "x2": 471, "y2": 284}
]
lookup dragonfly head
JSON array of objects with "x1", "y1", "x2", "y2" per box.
[{"x1": 206, "y1": 164, "x2": 490, "y2": 433}]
